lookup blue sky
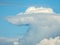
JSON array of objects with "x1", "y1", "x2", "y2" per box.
[{"x1": 0, "y1": 0, "x2": 60, "y2": 38}]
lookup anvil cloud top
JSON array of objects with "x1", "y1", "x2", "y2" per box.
[
  {"x1": 6, "y1": 7, "x2": 60, "y2": 45},
  {"x1": 25, "y1": 7, "x2": 54, "y2": 14}
]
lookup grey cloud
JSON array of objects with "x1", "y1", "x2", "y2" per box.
[{"x1": 0, "y1": 37, "x2": 20, "y2": 45}]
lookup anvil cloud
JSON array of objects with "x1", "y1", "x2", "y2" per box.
[{"x1": 6, "y1": 7, "x2": 60, "y2": 45}]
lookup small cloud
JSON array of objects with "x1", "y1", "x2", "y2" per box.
[
  {"x1": 36, "y1": 36, "x2": 60, "y2": 45},
  {"x1": 0, "y1": 2, "x2": 21, "y2": 6},
  {"x1": 0, "y1": 37, "x2": 20, "y2": 45},
  {"x1": 0, "y1": 37, "x2": 19, "y2": 42},
  {"x1": 13, "y1": 41, "x2": 19, "y2": 45}
]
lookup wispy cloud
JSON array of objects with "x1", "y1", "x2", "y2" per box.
[
  {"x1": 0, "y1": 2, "x2": 21, "y2": 6},
  {"x1": 0, "y1": 37, "x2": 60, "y2": 45},
  {"x1": 0, "y1": 37, "x2": 18, "y2": 42},
  {"x1": 0, "y1": 2, "x2": 15, "y2": 6},
  {"x1": 0, "y1": 37, "x2": 20, "y2": 45},
  {"x1": 0, "y1": 2, "x2": 30, "y2": 7}
]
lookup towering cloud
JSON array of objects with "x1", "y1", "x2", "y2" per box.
[{"x1": 6, "y1": 7, "x2": 60, "y2": 45}]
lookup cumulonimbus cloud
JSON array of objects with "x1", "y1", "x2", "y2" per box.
[
  {"x1": 6, "y1": 7, "x2": 60, "y2": 45},
  {"x1": 6, "y1": 6, "x2": 56, "y2": 24}
]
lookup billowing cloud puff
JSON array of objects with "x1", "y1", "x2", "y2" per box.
[
  {"x1": 36, "y1": 36, "x2": 60, "y2": 45},
  {"x1": 17, "y1": 7, "x2": 54, "y2": 15},
  {"x1": 6, "y1": 7, "x2": 60, "y2": 45}
]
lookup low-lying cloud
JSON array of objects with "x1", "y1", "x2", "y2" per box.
[
  {"x1": 6, "y1": 7, "x2": 60, "y2": 45},
  {"x1": 0, "y1": 37, "x2": 60, "y2": 45},
  {"x1": 0, "y1": 37, "x2": 20, "y2": 45},
  {"x1": 36, "y1": 36, "x2": 60, "y2": 45}
]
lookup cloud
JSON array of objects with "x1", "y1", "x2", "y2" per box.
[
  {"x1": 0, "y1": 37, "x2": 20, "y2": 45},
  {"x1": 0, "y1": 37, "x2": 60, "y2": 45},
  {"x1": 0, "y1": 37, "x2": 19, "y2": 42},
  {"x1": 13, "y1": 41, "x2": 19, "y2": 45},
  {"x1": 17, "y1": 6, "x2": 54, "y2": 15},
  {"x1": 0, "y1": 2, "x2": 21, "y2": 6},
  {"x1": 6, "y1": 6, "x2": 60, "y2": 45},
  {"x1": 6, "y1": 7, "x2": 60, "y2": 25},
  {"x1": 6, "y1": 6, "x2": 57, "y2": 25},
  {"x1": 36, "y1": 36, "x2": 60, "y2": 45},
  {"x1": 0, "y1": 2, "x2": 14, "y2": 6},
  {"x1": 25, "y1": 7, "x2": 54, "y2": 14}
]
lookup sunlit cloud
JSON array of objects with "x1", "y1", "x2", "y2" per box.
[
  {"x1": 36, "y1": 36, "x2": 60, "y2": 45},
  {"x1": 25, "y1": 6, "x2": 54, "y2": 14},
  {"x1": 17, "y1": 6, "x2": 54, "y2": 15},
  {"x1": 6, "y1": 6, "x2": 60, "y2": 45}
]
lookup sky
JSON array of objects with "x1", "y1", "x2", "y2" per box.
[{"x1": 0, "y1": 0, "x2": 60, "y2": 38}]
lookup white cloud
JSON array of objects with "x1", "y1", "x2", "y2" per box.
[
  {"x1": 6, "y1": 6, "x2": 60, "y2": 45},
  {"x1": 17, "y1": 6, "x2": 54, "y2": 15},
  {"x1": 25, "y1": 7, "x2": 54, "y2": 14},
  {"x1": 36, "y1": 36, "x2": 60, "y2": 45},
  {"x1": 13, "y1": 41, "x2": 19, "y2": 45}
]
